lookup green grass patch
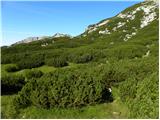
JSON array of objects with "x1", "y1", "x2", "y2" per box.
[
  {"x1": 1, "y1": 95, "x2": 18, "y2": 119},
  {"x1": 33, "y1": 65, "x2": 56, "y2": 73},
  {"x1": 2, "y1": 63, "x2": 80, "y2": 75}
]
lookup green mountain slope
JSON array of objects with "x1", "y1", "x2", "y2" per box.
[{"x1": 1, "y1": 1, "x2": 159, "y2": 119}]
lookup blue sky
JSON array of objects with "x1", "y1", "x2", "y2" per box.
[{"x1": 1, "y1": 0, "x2": 143, "y2": 46}]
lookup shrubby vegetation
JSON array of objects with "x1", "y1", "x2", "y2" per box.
[
  {"x1": 5, "y1": 64, "x2": 19, "y2": 72},
  {"x1": 106, "y1": 44, "x2": 147, "y2": 59},
  {"x1": 14, "y1": 68, "x2": 113, "y2": 109},
  {"x1": 1, "y1": 74, "x2": 25, "y2": 95},
  {"x1": 17, "y1": 53, "x2": 45, "y2": 69},
  {"x1": 68, "y1": 53, "x2": 93, "y2": 63},
  {"x1": 2, "y1": 54, "x2": 22, "y2": 64},
  {"x1": 118, "y1": 57, "x2": 158, "y2": 119},
  {"x1": 1, "y1": 95, "x2": 19, "y2": 119},
  {"x1": 24, "y1": 69, "x2": 43, "y2": 80},
  {"x1": 119, "y1": 72, "x2": 158, "y2": 119},
  {"x1": 130, "y1": 72, "x2": 158, "y2": 119},
  {"x1": 45, "y1": 57, "x2": 68, "y2": 67},
  {"x1": 13, "y1": 56, "x2": 158, "y2": 111}
]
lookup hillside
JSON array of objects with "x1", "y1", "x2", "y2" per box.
[{"x1": 1, "y1": 0, "x2": 159, "y2": 119}]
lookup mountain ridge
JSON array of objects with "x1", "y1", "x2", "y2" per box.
[
  {"x1": 14, "y1": 33, "x2": 72, "y2": 45},
  {"x1": 10, "y1": 1, "x2": 158, "y2": 46},
  {"x1": 82, "y1": 1, "x2": 158, "y2": 40}
]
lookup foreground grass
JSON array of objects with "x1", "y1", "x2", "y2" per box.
[
  {"x1": 19, "y1": 103, "x2": 118, "y2": 119},
  {"x1": 33, "y1": 65, "x2": 56, "y2": 73},
  {"x1": 1, "y1": 64, "x2": 57, "y2": 77},
  {"x1": 1, "y1": 87, "x2": 129, "y2": 119},
  {"x1": 1, "y1": 95, "x2": 17, "y2": 119},
  {"x1": 1, "y1": 63, "x2": 80, "y2": 75}
]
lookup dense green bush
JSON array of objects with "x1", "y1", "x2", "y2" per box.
[
  {"x1": 117, "y1": 57, "x2": 158, "y2": 119},
  {"x1": 24, "y1": 69, "x2": 43, "y2": 80},
  {"x1": 107, "y1": 44, "x2": 147, "y2": 59},
  {"x1": 1, "y1": 74, "x2": 26, "y2": 95},
  {"x1": 1, "y1": 54, "x2": 22, "y2": 64},
  {"x1": 68, "y1": 52, "x2": 93, "y2": 64},
  {"x1": 70, "y1": 54, "x2": 93, "y2": 63},
  {"x1": 119, "y1": 73, "x2": 158, "y2": 119},
  {"x1": 17, "y1": 59, "x2": 43, "y2": 69},
  {"x1": 102, "y1": 67, "x2": 128, "y2": 86},
  {"x1": 76, "y1": 54, "x2": 93, "y2": 63},
  {"x1": 45, "y1": 57, "x2": 68, "y2": 67},
  {"x1": 14, "y1": 68, "x2": 113, "y2": 109},
  {"x1": 119, "y1": 77, "x2": 137, "y2": 103},
  {"x1": 1, "y1": 55, "x2": 11, "y2": 64},
  {"x1": 17, "y1": 53, "x2": 44, "y2": 69},
  {"x1": 5, "y1": 64, "x2": 19, "y2": 72},
  {"x1": 130, "y1": 72, "x2": 159, "y2": 119},
  {"x1": 1, "y1": 52, "x2": 45, "y2": 69}
]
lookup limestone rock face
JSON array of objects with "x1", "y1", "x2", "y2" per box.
[
  {"x1": 15, "y1": 37, "x2": 42, "y2": 44},
  {"x1": 82, "y1": 0, "x2": 158, "y2": 42},
  {"x1": 14, "y1": 33, "x2": 71, "y2": 45},
  {"x1": 53, "y1": 33, "x2": 71, "y2": 38}
]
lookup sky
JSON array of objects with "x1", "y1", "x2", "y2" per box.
[{"x1": 1, "y1": 0, "x2": 144, "y2": 46}]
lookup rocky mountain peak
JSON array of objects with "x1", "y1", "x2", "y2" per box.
[{"x1": 52, "y1": 33, "x2": 71, "y2": 38}]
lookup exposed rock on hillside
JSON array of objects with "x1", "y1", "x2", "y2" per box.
[
  {"x1": 82, "y1": 1, "x2": 158, "y2": 42},
  {"x1": 14, "y1": 33, "x2": 71, "y2": 45}
]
